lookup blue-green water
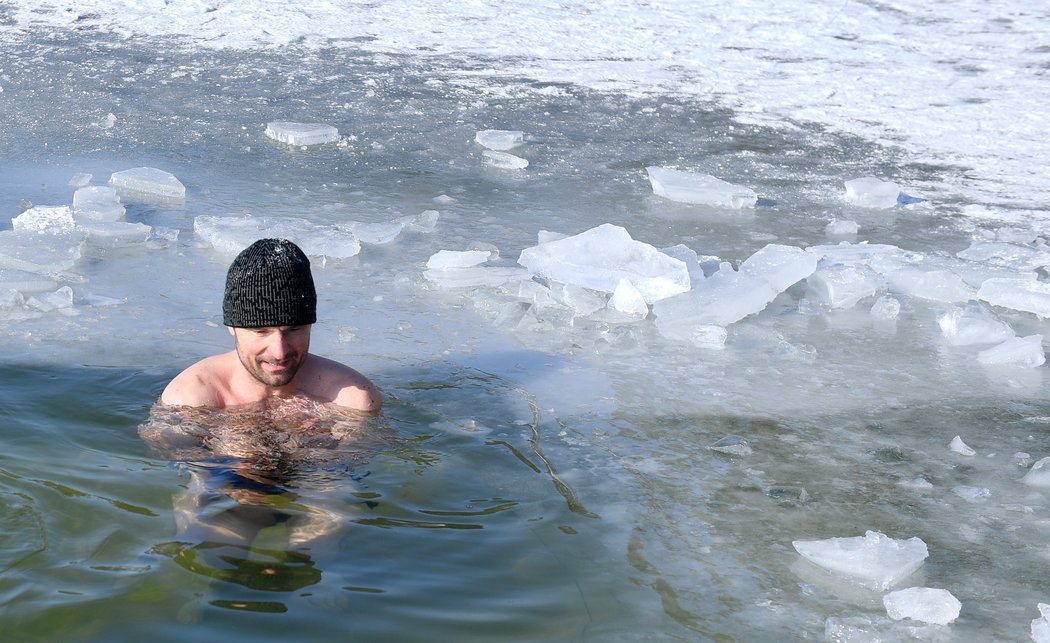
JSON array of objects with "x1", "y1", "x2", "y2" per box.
[{"x1": 0, "y1": 363, "x2": 670, "y2": 642}]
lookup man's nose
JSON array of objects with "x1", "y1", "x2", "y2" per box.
[{"x1": 267, "y1": 332, "x2": 290, "y2": 359}]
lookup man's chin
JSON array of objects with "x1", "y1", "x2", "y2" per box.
[{"x1": 254, "y1": 365, "x2": 297, "y2": 388}]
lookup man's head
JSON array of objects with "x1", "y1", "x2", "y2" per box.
[
  {"x1": 223, "y1": 239, "x2": 316, "y2": 389},
  {"x1": 223, "y1": 238, "x2": 316, "y2": 328}
]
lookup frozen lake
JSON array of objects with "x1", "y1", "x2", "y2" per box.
[{"x1": 2, "y1": 1, "x2": 1050, "y2": 640}]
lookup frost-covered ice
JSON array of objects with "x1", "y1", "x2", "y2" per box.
[
  {"x1": 792, "y1": 531, "x2": 928, "y2": 590},
  {"x1": 843, "y1": 176, "x2": 902, "y2": 209},
  {"x1": 264, "y1": 121, "x2": 340, "y2": 146},
  {"x1": 883, "y1": 587, "x2": 961, "y2": 625},
  {"x1": 109, "y1": 167, "x2": 186, "y2": 200},
  {"x1": 645, "y1": 167, "x2": 757, "y2": 208}
]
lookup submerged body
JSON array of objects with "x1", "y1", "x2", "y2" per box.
[{"x1": 140, "y1": 394, "x2": 389, "y2": 547}]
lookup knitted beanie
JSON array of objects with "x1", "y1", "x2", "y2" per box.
[{"x1": 222, "y1": 238, "x2": 317, "y2": 328}]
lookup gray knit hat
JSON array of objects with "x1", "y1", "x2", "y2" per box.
[{"x1": 222, "y1": 238, "x2": 317, "y2": 328}]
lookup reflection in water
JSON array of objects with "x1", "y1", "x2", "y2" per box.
[
  {"x1": 138, "y1": 396, "x2": 391, "y2": 594},
  {"x1": 151, "y1": 541, "x2": 322, "y2": 592}
]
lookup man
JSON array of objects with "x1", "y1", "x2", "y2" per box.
[{"x1": 161, "y1": 238, "x2": 381, "y2": 412}]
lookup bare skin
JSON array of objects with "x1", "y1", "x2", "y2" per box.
[{"x1": 161, "y1": 325, "x2": 381, "y2": 411}]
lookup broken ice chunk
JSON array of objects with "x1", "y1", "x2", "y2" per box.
[
  {"x1": 949, "y1": 435, "x2": 976, "y2": 456},
  {"x1": 843, "y1": 176, "x2": 901, "y2": 209},
  {"x1": 952, "y1": 485, "x2": 991, "y2": 503},
  {"x1": 27, "y1": 286, "x2": 74, "y2": 313},
  {"x1": 194, "y1": 215, "x2": 361, "y2": 259},
  {"x1": 426, "y1": 249, "x2": 490, "y2": 270},
  {"x1": 652, "y1": 318, "x2": 728, "y2": 349},
  {"x1": 870, "y1": 295, "x2": 901, "y2": 321},
  {"x1": 424, "y1": 266, "x2": 528, "y2": 289},
  {"x1": 957, "y1": 241, "x2": 1050, "y2": 272},
  {"x1": 978, "y1": 278, "x2": 1050, "y2": 318},
  {"x1": 653, "y1": 269, "x2": 777, "y2": 332},
  {"x1": 264, "y1": 121, "x2": 339, "y2": 146},
  {"x1": 1034, "y1": 604, "x2": 1050, "y2": 643},
  {"x1": 398, "y1": 210, "x2": 440, "y2": 233},
  {"x1": 807, "y1": 265, "x2": 882, "y2": 309},
  {"x1": 708, "y1": 435, "x2": 752, "y2": 457},
  {"x1": 517, "y1": 223, "x2": 690, "y2": 303},
  {"x1": 1024, "y1": 457, "x2": 1050, "y2": 487},
  {"x1": 885, "y1": 266, "x2": 973, "y2": 303},
  {"x1": 883, "y1": 587, "x2": 961, "y2": 625},
  {"x1": 646, "y1": 167, "x2": 757, "y2": 208},
  {"x1": 807, "y1": 241, "x2": 910, "y2": 274},
  {"x1": 609, "y1": 279, "x2": 649, "y2": 317},
  {"x1": 341, "y1": 221, "x2": 403, "y2": 245},
  {"x1": 938, "y1": 302, "x2": 1015, "y2": 346},
  {"x1": 73, "y1": 186, "x2": 125, "y2": 222},
  {"x1": 549, "y1": 282, "x2": 604, "y2": 316},
  {"x1": 653, "y1": 244, "x2": 813, "y2": 331},
  {"x1": 792, "y1": 530, "x2": 928, "y2": 590},
  {"x1": 0, "y1": 230, "x2": 83, "y2": 274},
  {"x1": 825, "y1": 219, "x2": 859, "y2": 237},
  {"x1": 483, "y1": 150, "x2": 528, "y2": 170},
  {"x1": 0, "y1": 268, "x2": 58, "y2": 294},
  {"x1": 976, "y1": 335, "x2": 1045, "y2": 368},
  {"x1": 11, "y1": 206, "x2": 76, "y2": 233},
  {"x1": 109, "y1": 167, "x2": 186, "y2": 200},
  {"x1": 739, "y1": 244, "x2": 818, "y2": 292},
  {"x1": 68, "y1": 173, "x2": 92, "y2": 190},
  {"x1": 475, "y1": 129, "x2": 524, "y2": 151},
  {"x1": 660, "y1": 244, "x2": 708, "y2": 286},
  {"x1": 77, "y1": 221, "x2": 153, "y2": 246}
]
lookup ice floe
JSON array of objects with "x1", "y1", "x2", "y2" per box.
[
  {"x1": 264, "y1": 121, "x2": 340, "y2": 146},
  {"x1": 883, "y1": 587, "x2": 961, "y2": 625},
  {"x1": 792, "y1": 530, "x2": 928, "y2": 590},
  {"x1": 646, "y1": 167, "x2": 757, "y2": 208},
  {"x1": 843, "y1": 176, "x2": 901, "y2": 209}
]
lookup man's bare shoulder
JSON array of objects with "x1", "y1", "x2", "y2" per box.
[
  {"x1": 160, "y1": 353, "x2": 234, "y2": 408},
  {"x1": 303, "y1": 355, "x2": 382, "y2": 412}
]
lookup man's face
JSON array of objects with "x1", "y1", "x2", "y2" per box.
[{"x1": 231, "y1": 325, "x2": 312, "y2": 388}]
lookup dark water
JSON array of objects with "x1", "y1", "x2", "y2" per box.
[{"x1": 0, "y1": 363, "x2": 667, "y2": 642}]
